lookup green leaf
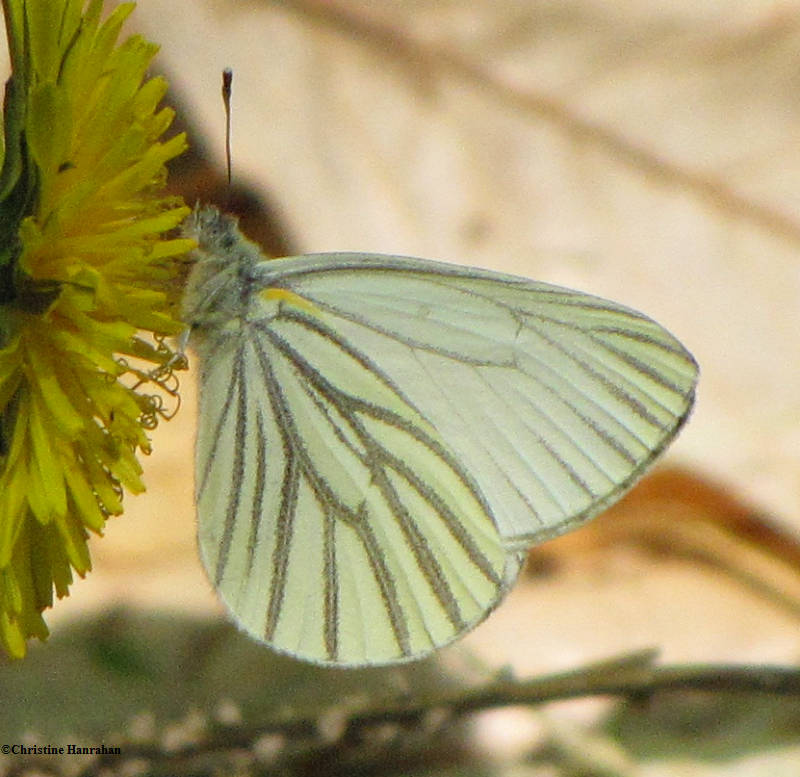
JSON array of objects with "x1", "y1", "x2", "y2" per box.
[{"x1": 27, "y1": 81, "x2": 71, "y2": 179}]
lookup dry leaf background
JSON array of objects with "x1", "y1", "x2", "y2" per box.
[{"x1": 6, "y1": 1, "x2": 800, "y2": 775}]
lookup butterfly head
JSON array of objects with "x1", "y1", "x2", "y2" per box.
[{"x1": 183, "y1": 204, "x2": 242, "y2": 255}]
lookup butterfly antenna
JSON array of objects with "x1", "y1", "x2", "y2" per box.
[{"x1": 222, "y1": 67, "x2": 233, "y2": 191}]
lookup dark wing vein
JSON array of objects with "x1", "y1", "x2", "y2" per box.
[
  {"x1": 213, "y1": 343, "x2": 247, "y2": 586},
  {"x1": 250, "y1": 329, "x2": 412, "y2": 657}
]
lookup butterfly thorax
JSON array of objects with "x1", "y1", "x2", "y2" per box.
[{"x1": 181, "y1": 206, "x2": 265, "y2": 338}]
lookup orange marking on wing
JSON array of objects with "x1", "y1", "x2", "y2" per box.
[{"x1": 261, "y1": 288, "x2": 317, "y2": 313}]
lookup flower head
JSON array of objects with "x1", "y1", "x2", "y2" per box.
[{"x1": 0, "y1": 0, "x2": 192, "y2": 656}]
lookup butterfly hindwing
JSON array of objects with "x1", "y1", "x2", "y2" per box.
[{"x1": 195, "y1": 297, "x2": 519, "y2": 665}]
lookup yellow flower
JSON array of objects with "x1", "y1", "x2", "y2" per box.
[{"x1": 0, "y1": 0, "x2": 193, "y2": 657}]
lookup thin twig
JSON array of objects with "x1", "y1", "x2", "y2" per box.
[{"x1": 70, "y1": 650, "x2": 800, "y2": 776}]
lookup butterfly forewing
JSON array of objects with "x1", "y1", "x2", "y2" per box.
[{"x1": 257, "y1": 255, "x2": 697, "y2": 545}]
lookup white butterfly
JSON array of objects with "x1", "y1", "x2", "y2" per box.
[{"x1": 181, "y1": 205, "x2": 698, "y2": 667}]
